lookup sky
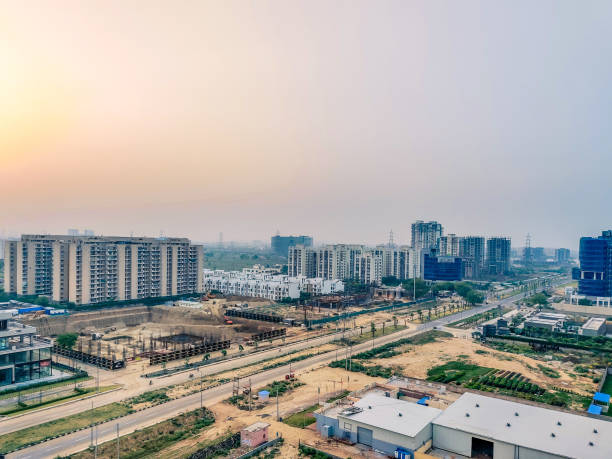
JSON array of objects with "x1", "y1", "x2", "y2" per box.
[{"x1": 2, "y1": 0, "x2": 612, "y2": 250}]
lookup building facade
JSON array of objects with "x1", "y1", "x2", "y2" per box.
[
  {"x1": 202, "y1": 269, "x2": 343, "y2": 300},
  {"x1": 0, "y1": 311, "x2": 53, "y2": 386},
  {"x1": 576, "y1": 230, "x2": 612, "y2": 298},
  {"x1": 270, "y1": 235, "x2": 313, "y2": 256},
  {"x1": 438, "y1": 234, "x2": 461, "y2": 257},
  {"x1": 555, "y1": 248, "x2": 571, "y2": 264},
  {"x1": 3, "y1": 235, "x2": 204, "y2": 305},
  {"x1": 459, "y1": 236, "x2": 486, "y2": 279},
  {"x1": 486, "y1": 237, "x2": 511, "y2": 275},
  {"x1": 411, "y1": 221, "x2": 443, "y2": 251},
  {"x1": 423, "y1": 254, "x2": 463, "y2": 281}
]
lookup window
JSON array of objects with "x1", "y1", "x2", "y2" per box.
[{"x1": 343, "y1": 422, "x2": 352, "y2": 431}]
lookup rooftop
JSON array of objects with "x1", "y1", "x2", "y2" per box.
[
  {"x1": 242, "y1": 422, "x2": 269, "y2": 432},
  {"x1": 338, "y1": 393, "x2": 442, "y2": 438},
  {"x1": 582, "y1": 317, "x2": 606, "y2": 330},
  {"x1": 433, "y1": 392, "x2": 612, "y2": 459}
]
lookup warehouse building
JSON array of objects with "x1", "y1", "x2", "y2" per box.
[
  {"x1": 432, "y1": 392, "x2": 612, "y2": 459},
  {"x1": 315, "y1": 393, "x2": 441, "y2": 456},
  {"x1": 580, "y1": 317, "x2": 607, "y2": 336}
]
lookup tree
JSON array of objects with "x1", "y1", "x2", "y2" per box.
[
  {"x1": 238, "y1": 344, "x2": 244, "y2": 353},
  {"x1": 454, "y1": 282, "x2": 473, "y2": 298},
  {"x1": 401, "y1": 279, "x2": 430, "y2": 300},
  {"x1": 381, "y1": 276, "x2": 401, "y2": 286},
  {"x1": 221, "y1": 349, "x2": 227, "y2": 357},
  {"x1": 392, "y1": 315, "x2": 398, "y2": 329},
  {"x1": 578, "y1": 298, "x2": 592, "y2": 306},
  {"x1": 56, "y1": 333, "x2": 78, "y2": 349},
  {"x1": 465, "y1": 290, "x2": 485, "y2": 305},
  {"x1": 34, "y1": 296, "x2": 50, "y2": 306},
  {"x1": 370, "y1": 321, "x2": 376, "y2": 336}
]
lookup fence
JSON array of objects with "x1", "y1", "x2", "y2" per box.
[
  {"x1": 52, "y1": 345, "x2": 126, "y2": 370},
  {"x1": 149, "y1": 339, "x2": 231, "y2": 365},
  {"x1": 251, "y1": 328, "x2": 286, "y2": 342},
  {"x1": 225, "y1": 309, "x2": 283, "y2": 323},
  {"x1": 235, "y1": 437, "x2": 283, "y2": 459},
  {"x1": 306, "y1": 298, "x2": 431, "y2": 326},
  {"x1": 187, "y1": 433, "x2": 241, "y2": 459},
  {"x1": 0, "y1": 384, "x2": 82, "y2": 412}
]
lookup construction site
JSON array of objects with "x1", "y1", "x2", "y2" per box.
[{"x1": 21, "y1": 300, "x2": 294, "y2": 370}]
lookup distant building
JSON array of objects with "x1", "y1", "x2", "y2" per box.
[
  {"x1": 576, "y1": 231, "x2": 612, "y2": 299},
  {"x1": 270, "y1": 235, "x2": 312, "y2": 256},
  {"x1": 438, "y1": 234, "x2": 461, "y2": 257},
  {"x1": 0, "y1": 311, "x2": 53, "y2": 386},
  {"x1": 555, "y1": 248, "x2": 571, "y2": 264},
  {"x1": 580, "y1": 317, "x2": 606, "y2": 337},
  {"x1": 459, "y1": 236, "x2": 486, "y2": 279},
  {"x1": 288, "y1": 245, "x2": 317, "y2": 278},
  {"x1": 423, "y1": 254, "x2": 463, "y2": 281},
  {"x1": 411, "y1": 221, "x2": 443, "y2": 252},
  {"x1": 486, "y1": 237, "x2": 511, "y2": 275},
  {"x1": 355, "y1": 251, "x2": 383, "y2": 285},
  {"x1": 202, "y1": 269, "x2": 343, "y2": 300},
  {"x1": 3, "y1": 234, "x2": 204, "y2": 305}
]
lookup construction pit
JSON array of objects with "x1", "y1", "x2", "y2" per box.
[{"x1": 22, "y1": 302, "x2": 298, "y2": 368}]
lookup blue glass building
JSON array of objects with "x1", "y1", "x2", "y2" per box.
[
  {"x1": 577, "y1": 230, "x2": 612, "y2": 298},
  {"x1": 423, "y1": 254, "x2": 463, "y2": 281}
]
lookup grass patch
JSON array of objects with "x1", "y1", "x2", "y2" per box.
[
  {"x1": 283, "y1": 404, "x2": 320, "y2": 428},
  {"x1": 325, "y1": 390, "x2": 350, "y2": 403},
  {"x1": 0, "y1": 386, "x2": 117, "y2": 416},
  {"x1": 71, "y1": 408, "x2": 215, "y2": 459},
  {"x1": 0, "y1": 375, "x2": 91, "y2": 400},
  {"x1": 340, "y1": 325, "x2": 407, "y2": 345},
  {"x1": 601, "y1": 375, "x2": 612, "y2": 395},
  {"x1": 0, "y1": 402, "x2": 131, "y2": 454},
  {"x1": 538, "y1": 364, "x2": 561, "y2": 379},
  {"x1": 427, "y1": 361, "x2": 493, "y2": 385}
]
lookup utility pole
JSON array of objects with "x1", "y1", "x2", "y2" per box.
[
  {"x1": 199, "y1": 369, "x2": 203, "y2": 414},
  {"x1": 90, "y1": 401, "x2": 94, "y2": 448},
  {"x1": 276, "y1": 387, "x2": 279, "y2": 421},
  {"x1": 116, "y1": 423, "x2": 120, "y2": 459}
]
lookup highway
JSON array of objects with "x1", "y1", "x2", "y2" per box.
[{"x1": 9, "y1": 279, "x2": 566, "y2": 458}]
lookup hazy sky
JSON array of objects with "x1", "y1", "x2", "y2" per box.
[{"x1": 2, "y1": 1, "x2": 611, "y2": 249}]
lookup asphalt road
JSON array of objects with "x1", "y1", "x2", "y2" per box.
[{"x1": 10, "y1": 280, "x2": 566, "y2": 458}]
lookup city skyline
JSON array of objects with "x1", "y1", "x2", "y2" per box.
[{"x1": 3, "y1": 1, "x2": 612, "y2": 249}]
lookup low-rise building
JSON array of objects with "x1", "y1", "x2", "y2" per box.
[
  {"x1": 202, "y1": 269, "x2": 343, "y2": 301},
  {"x1": 432, "y1": 392, "x2": 612, "y2": 459},
  {"x1": 0, "y1": 311, "x2": 53, "y2": 386},
  {"x1": 240, "y1": 422, "x2": 270, "y2": 447},
  {"x1": 581, "y1": 317, "x2": 607, "y2": 336},
  {"x1": 315, "y1": 393, "x2": 441, "y2": 456}
]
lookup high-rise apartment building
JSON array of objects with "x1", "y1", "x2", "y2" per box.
[
  {"x1": 486, "y1": 237, "x2": 511, "y2": 275},
  {"x1": 555, "y1": 248, "x2": 571, "y2": 265},
  {"x1": 355, "y1": 251, "x2": 383, "y2": 284},
  {"x1": 3, "y1": 235, "x2": 204, "y2": 305},
  {"x1": 459, "y1": 236, "x2": 486, "y2": 279},
  {"x1": 270, "y1": 235, "x2": 313, "y2": 256},
  {"x1": 411, "y1": 221, "x2": 443, "y2": 251},
  {"x1": 439, "y1": 234, "x2": 461, "y2": 257},
  {"x1": 287, "y1": 245, "x2": 317, "y2": 278}
]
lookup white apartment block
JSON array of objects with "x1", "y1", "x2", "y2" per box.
[
  {"x1": 3, "y1": 235, "x2": 204, "y2": 305},
  {"x1": 287, "y1": 243, "x2": 420, "y2": 284},
  {"x1": 202, "y1": 269, "x2": 344, "y2": 300}
]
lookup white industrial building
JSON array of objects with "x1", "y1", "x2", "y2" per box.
[
  {"x1": 432, "y1": 392, "x2": 612, "y2": 459},
  {"x1": 202, "y1": 269, "x2": 343, "y2": 301},
  {"x1": 315, "y1": 393, "x2": 441, "y2": 456},
  {"x1": 580, "y1": 317, "x2": 607, "y2": 336},
  {"x1": 315, "y1": 389, "x2": 612, "y2": 459}
]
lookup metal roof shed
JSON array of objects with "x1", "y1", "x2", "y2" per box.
[{"x1": 432, "y1": 392, "x2": 612, "y2": 459}]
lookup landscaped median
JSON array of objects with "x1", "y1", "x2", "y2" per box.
[{"x1": 69, "y1": 408, "x2": 215, "y2": 459}]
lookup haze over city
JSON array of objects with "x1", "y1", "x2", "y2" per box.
[{"x1": 2, "y1": 1, "x2": 612, "y2": 248}]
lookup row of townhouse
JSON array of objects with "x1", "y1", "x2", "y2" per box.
[{"x1": 202, "y1": 269, "x2": 344, "y2": 300}]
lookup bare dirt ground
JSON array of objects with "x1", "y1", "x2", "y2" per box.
[
  {"x1": 150, "y1": 364, "x2": 382, "y2": 459},
  {"x1": 378, "y1": 335, "x2": 596, "y2": 395}
]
